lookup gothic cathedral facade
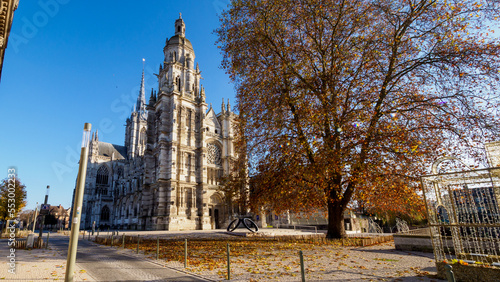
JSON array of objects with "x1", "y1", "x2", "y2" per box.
[{"x1": 79, "y1": 16, "x2": 236, "y2": 230}]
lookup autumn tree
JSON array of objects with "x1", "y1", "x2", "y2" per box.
[
  {"x1": 0, "y1": 177, "x2": 28, "y2": 230},
  {"x1": 217, "y1": 0, "x2": 500, "y2": 238},
  {"x1": 19, "y1": 209, "x2": 36, "y2": 229}
]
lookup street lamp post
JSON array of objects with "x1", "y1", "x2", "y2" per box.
[
  {"x1": 32, "y1": 202, "x2": 38, "y2": 233},
  {"x1": 65, "y1": 123, "x2": 91, "y2": 282},
  {"x1": 38, "y1": 186, "x2": 50, "y2": 241}
]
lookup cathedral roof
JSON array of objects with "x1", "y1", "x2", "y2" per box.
[
  {"x1": 206, "y1": 106, "x2": 221, "y2": 129},
  {"x1": 97, "y1": 142, "x2": 127, "y2": 160},
  {"x1": 167, "y1": 35, "x2": 193, "y2": 50}
]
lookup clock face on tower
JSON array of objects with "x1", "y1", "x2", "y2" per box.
[{"x1": 207, "y1": 143, "x2": 222, "y2": 166}]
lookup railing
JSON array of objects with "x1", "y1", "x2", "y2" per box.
[
  {"x1": 346, "y1": 232, "x2": 392, "y2": 237},
  {"x1": 276, "y1": 224, "x2": 318, "y2": 233},
  {"x1": 292, "y1": 225, "x2": 317, "y2": 234},
  {"x1": 396, "y1": 227, "x2": 430, "y2": 236}
]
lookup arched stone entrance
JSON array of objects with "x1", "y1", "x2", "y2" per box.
[{"x1": 209, "y1": 193, "x2": 224, "y2": 229}]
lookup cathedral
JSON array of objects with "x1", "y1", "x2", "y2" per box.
[{"x1": 79, "y1": 16, "x2": 236, "y2": 230}]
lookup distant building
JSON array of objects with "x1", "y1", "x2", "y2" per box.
[
  {"x1": 35, "y1": 204, "x2": 71, "y2": 230},
  {"x1": 78, "y1": 15, "x2": 236, "y2": 231},
  {"x1": 0, "y1": 0, "x2": 19, "y2": 82},
  {"x1": 48, "y1": 204, "x2": 71, "y2": 229}
]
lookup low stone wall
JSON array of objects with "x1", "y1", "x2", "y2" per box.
[
  {"x1": 343, "y1": 235, "x2": 394, "y2": 246},
  {"x1": 94, "y1": 233, "x2": 393, "y2": 246},
  {"x1": 393, "y1": 234, "x2": 436, "y2": 253},
  {"x1": 394, "y1": 233, "x2": 500, "y2": 254},
  {"x1": 436, "y1": 262, "x2": 500, "y2": 281}
]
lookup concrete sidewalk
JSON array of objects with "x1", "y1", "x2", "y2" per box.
[{"x1": 0, "y1": 235, "x2": 95, "y2": 281}]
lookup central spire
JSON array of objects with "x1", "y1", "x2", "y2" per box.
[
  {"x1": 136, "y1": 65, "x2": 147, "y2": 115},
  {"x1": 175, "y1": 13, "x2": 185, "y2": 37}
]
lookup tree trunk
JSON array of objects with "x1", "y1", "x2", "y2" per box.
[{"x1": 326, "y1": 201, "x2": 346, "y2": 239}]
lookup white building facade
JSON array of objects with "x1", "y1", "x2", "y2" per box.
[{"x1": 78, "y1": 16, "x2": 236, "y2": 230}]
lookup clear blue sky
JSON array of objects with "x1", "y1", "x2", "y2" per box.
[{"x1": 0, "y1": 0, "x2": 234, "y2": 211}]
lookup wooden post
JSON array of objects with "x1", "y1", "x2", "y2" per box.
[
  {"x1": 156, "y1": 237, "x2": 159, "y2": 260},
  {"x1": 227, "y1": 243, "x2": 231, "y2": 280},
  {"x1": 184, "y1": 239, "x2": 188, "y2": 268},
  {"x1": 45, "y1": 232, "x2": 50, "y2": 249},
  {"x1": 445, "y1": 264, "x2": 456, "y2": 282},
  {"x1": 136, "y1": 235, "x2": 140, "y2": 254}
]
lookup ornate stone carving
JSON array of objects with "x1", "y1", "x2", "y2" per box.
[{"x1": 207, "y1": 143, "x2": 222, "y2": 166}]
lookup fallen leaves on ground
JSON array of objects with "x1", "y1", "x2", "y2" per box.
[{"x1": 94, "y1": 238, "x2": 435, "y2": 281}]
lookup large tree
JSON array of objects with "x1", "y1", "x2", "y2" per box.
[
  {"x1": 217, "y1": 0, "x2": 500, "y2": 238},
  {"x1": 0, "y1": 177, "x2": 28, "y2": 230}
]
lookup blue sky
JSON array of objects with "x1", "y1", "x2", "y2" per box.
[{"x1": 0, "y1": 0, "x2": 234, "y2": 211}]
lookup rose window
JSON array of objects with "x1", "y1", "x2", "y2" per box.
[{"x1": 207, "y1": 143, "x2": 222, "y2": 165}]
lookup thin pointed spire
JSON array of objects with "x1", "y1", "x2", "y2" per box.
[
  {"x1": 136, "y1": 67, "x2": 147, "y2": 114},
  {"x1": 221, "y1": 98, "x2": 225, "y2": 113},
  {"x1": 149, "y1": 88, "x2": 155, "y2": 106},
  {"x1": 200, "y1": 85, "x2": 205, "y2": 97},
  {"x1": 227, "y1": 99, "x2": 231, "y2": 112},
  {"x1": 95, "y1": 130, "x2": 99, "y2": 141}
]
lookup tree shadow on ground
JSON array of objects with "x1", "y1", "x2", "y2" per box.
[{"x1": 350, "y1": 247, "x2": 435, "y2": 259}]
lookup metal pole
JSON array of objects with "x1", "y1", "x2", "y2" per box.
[
  {"x1": 299, "y1": 250, "x2": 305, "y2": 282},
  {"x1": 38, "y1": 186, "x2": 50, "y2": 241},
  {"x1": 227, "y1": 243, "x2": 230, "y2": 280},
  {"x1": 32, "y1": 203, "x2": 38, "y2": 233},
  {"x1": 46, "y1": 232, "x2": 50, "y2": 249},
  {"x1": 65, "y1": 123, "x2": 91, "y2": 282},
  {"x1": 156, "y1": 237, "x2": 159, "y2": 260},
  {"x1": 136, "y1": 235, "x2": 140, "y2": 254},
  {"x1": 184, "y1": 239, "x2": 187, "y2": 268},
  {"x1": 445, "y1": 264, "x2": 456, "y2": 282}
]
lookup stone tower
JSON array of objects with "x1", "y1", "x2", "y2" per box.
[{"x1": 79, "y1": 15, "x2": 237, "y2": 231}]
